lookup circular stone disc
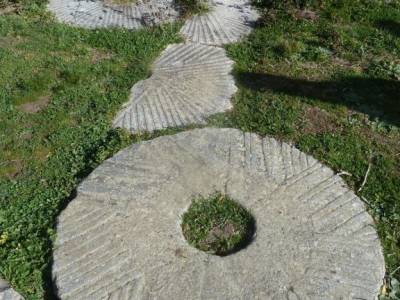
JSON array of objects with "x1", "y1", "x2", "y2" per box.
[
  {"x1": 180, "y1": 0, "x2": 259, "y2": 45},
  {"x1": 47, "y1": 0, "x2": 179, "y2": 29},
  {"x1": 53, "y1": 128, "x2": 385, "y2": 299},
  {"x1": 113, "y1": 43, "x2": 236, "y2": 133}
]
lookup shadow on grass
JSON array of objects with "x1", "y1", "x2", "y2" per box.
[
  {"x1": 43, "y1": 192, "x2": 76, "y2": 300},
  {"x1": 375, "y1": 19, "x2": 400, "y2": 38},
  {"x1": 236, "y1": 72, "x2": 400, "y2": 127}
]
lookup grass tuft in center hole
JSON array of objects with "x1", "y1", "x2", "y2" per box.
[
  {"x1": 174, "y1": 0, "x2": 210, "y2": 17},
  {"x1": 181, "y1": 193, "x2": 255, "y2": 256}
]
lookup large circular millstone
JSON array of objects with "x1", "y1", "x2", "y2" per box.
[
  {"x1": 0, "y1": 279, "x2": 24, "y2": 300},
  {"x1": 113, "y1": 43, "x2": 236, "y2": 133},
  {"x1": 53, "y1": 128, "x2": 385, "y2": 299},
  {"x1": 47, "y1": 0, "x2": 179, "y2": 29},
  {"x1": 180, "y1": 0, "x2": 259, "y2": 45}
]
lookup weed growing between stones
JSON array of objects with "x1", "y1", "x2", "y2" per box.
[
  {"x1": 1, "y1": 0, "x2": 399, "y2": 297},
  {"x1": 0, "y1": 3, "x2": 182, "y2": 297},
  {"x1": 175, "y1": 0, "x2": 209, "y2": 17},
  {"x1": 181, "y1": 193, "x2": 255, "y2": 256}
]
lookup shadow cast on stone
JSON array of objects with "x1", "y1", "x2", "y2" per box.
[
  {"x1": 375, "y1": 19, "x2": 400, "y2": 38},
  {"x1": 236, "y1": 72, "x2": 400, "y2": 127}
]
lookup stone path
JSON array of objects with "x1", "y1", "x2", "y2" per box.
[
  {"x1": 47, "y1": 0, "x2": 258, "y2": 38},
  {"x1": 181, "y1": 0, "x2": 259, "y2": 45},
  {"x1": 113, "y1": 43, "x2": 236, "y2": 133},
  {"x1": 53, "y1": 128, "x2": 385, "y2": 299},
  {"x1": 0, "y1": 279, "x2": 23, "y2": 300},
  {"x1": 47, "y1": 0, "x2": 258, "y2": 132},
  {"x1": 47, "y1": 0, "x2": 385, "y2": 299},
  {"x1": 112, "y1": 0, "x2": 258, "y2": 133},
  {"x1": 47, "y1": 0, "x2": 179, "y2": 29}
]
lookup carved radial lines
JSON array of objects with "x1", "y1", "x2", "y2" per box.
[
  {"x1": 47, "y1": 0, "x2": 179, "y2": 29},
  {"x1": 113, "y1": 43, "x2": 237, "y2": 133},
  {"x1": 180, "y1": 0, "x2": 259, "y2": 45},
  {"x1": 53, "y1": 128, "x2": 385, "y2": 299}
]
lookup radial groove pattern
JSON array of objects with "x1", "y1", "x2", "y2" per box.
[
  {"x1": 47, "y1": 0, "x2": 179, "y2": 29},
  {"x1": 113, "y1": 43, "x2": 237, "y2": 133},
  {"x1": 180, "y1": 0, "x2": 259, "y2": 45},
  {"x1": 53, "y1": 128, "x2": 385, "y2": 300}
]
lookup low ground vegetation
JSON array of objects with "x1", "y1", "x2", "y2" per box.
[
  {"x1": 175, "y1": 0, "x2": 209, "y2": 16},
  {"x1": 218, "y1": 0, "x2": 400, "y2": 296},
  {"x1": 181, "y1": 193, "x2": 255, "y2": 256},
  {"x1": 0, "y1": 0, "x2": 399, "y2": 299},
  {"x1": 0, "y1": 1, "x2": 181, "y2": 298}
]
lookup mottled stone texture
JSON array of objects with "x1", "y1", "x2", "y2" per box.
[
  {"x1": 113, "y1": 43, "x2": 236, "y2": 133},
  {"x1": 47, "y1": 0, "x2": 179, "y2": 29},
  {"x1": 47, "y1": 0, "x2": 259, "y2": 45},
  {"x1": 53, "y1": 128, "x2": 385, "y2": 300},
  {"x1": 0, "y1": 279, "x2": 24, "y2": 300},
  {"x1": 47, "y1": 0, "x2": 258, "y2": 133},
  {"x1": 181, "y1": 0, "x2": 259, "y2": 45}
]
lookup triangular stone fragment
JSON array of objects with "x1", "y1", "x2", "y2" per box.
[
  {"x1": 180, "y1": 0, "x2": 259, "y2": 45},
  {"x1": 113, "y1": 43, "x2": 237, "y2": 133},
  {"x1": 47, "y1": 0, "x2": 179, "y2": 29},
  {"x1": 53, "y1": 128, "x2": 385, "y2": 300},
  {"x1": 0, "y1": 279, "x2": 24, "y2": 300}
]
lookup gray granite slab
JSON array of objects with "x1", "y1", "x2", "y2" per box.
[
  {"x1": 47, "y1": 0, "x2": 179, "y2": 29},
  {"x1": 113, "y1": 43, "x2": 236, "y2": 133},
  {"x1": 180, "y1": 0, "x2": 259, "y2": 45},
  {"x1": 53, "y1": 128, "x2": 385, "y2": 300},
  {"x1": 0, "y1": 279, "x2": 23, "y2": 300}
]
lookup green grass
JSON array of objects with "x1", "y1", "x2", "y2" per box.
[
  {"x1": 0, "y1": 0, "x2": 399, "y2": 298},
  {"x1": 175, "y1": 0, "x2": 209, "y2": 17},
  {"x1": 0, "y1": 2, "x2": 182, "y2": 299},
  {"x1": 181, "y1": 193, "x2": 255, "y2": 256},
  {"x1": 209, "y1": 0, "x2": 400, "y2": 294}
]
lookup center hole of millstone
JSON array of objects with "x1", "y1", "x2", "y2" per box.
[{"x1": 181, "y1": 193, "x2": 255, "y2": 256}]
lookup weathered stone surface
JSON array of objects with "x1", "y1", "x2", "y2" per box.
[
  {"x1": 53, "y1": 128, "x2": 385, "y2": 300},
  {"x1": 113, "y1": 43, "x2": 236, "y2": 133},
  {"x1": 180, "y1": 0, "x2": 259, "y2": 45},
  {"x1": 47, "y1": 0, "x2": 179, "y2": 29},
  {"x1": 0, "y1": 279, "x2": 24, "y2": 300}
]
